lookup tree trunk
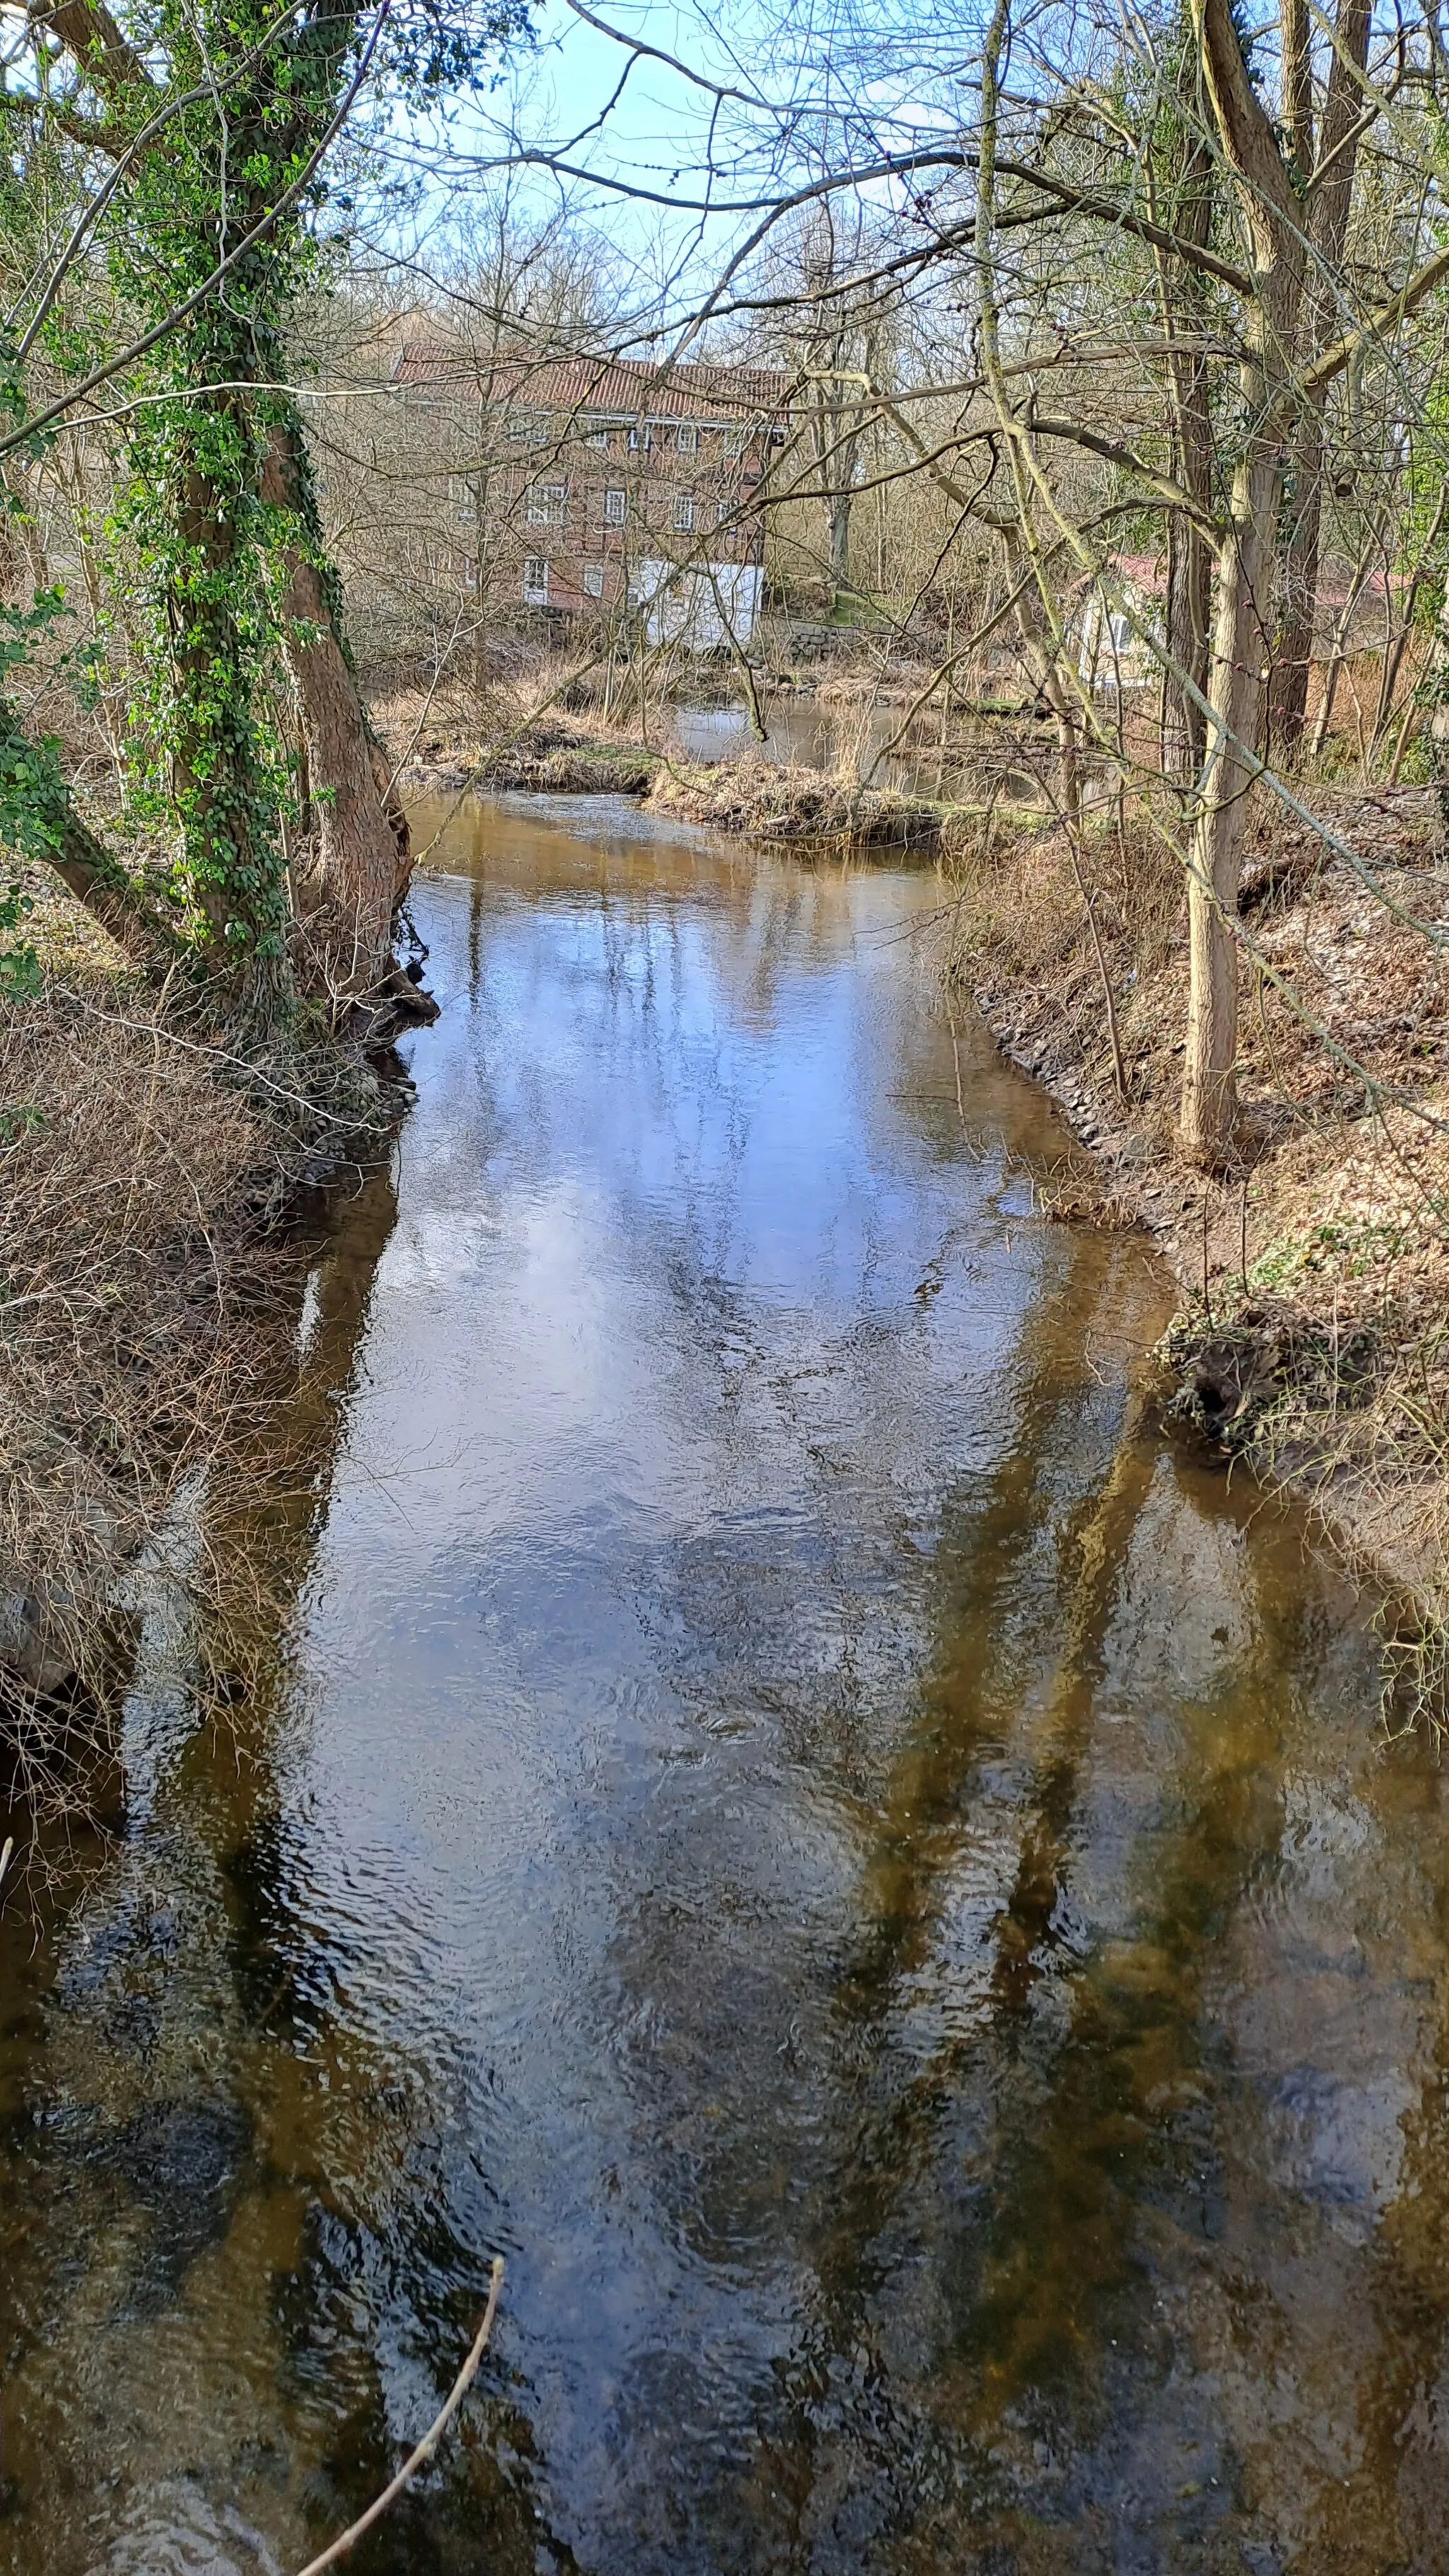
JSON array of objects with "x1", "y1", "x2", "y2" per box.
[
  {"x1": 1266, "y1": 0, "x2": 1372, "y2": 758},
  {"x1": 1003, "y1": 524, "x2": 1083, "y2": 825},
  {"x1": 260, "y1": 416, "x2": 414, "y2": 996},
  {"x1": 829, "y1": 486, "x2": 854, "y2": 596},
  {"x1": 1182, "y1": 0, "x2": 1308, "y2": 1159},
  {"x1": 1161, "y1": 400, "x2": 1213, "y2": 785},
  {"x1": 1160, "y1": 124, "x2": 1215, "y2": 785},
  {"x1": 1182, "y1": 385, "x2": 1291, "y2": 1158},
  {"x1": 0, "y1": 697, "x2": 175, "y2": 961},
  {"x1": 166, "y1": 425, "x2": 284, "y2": 985}
]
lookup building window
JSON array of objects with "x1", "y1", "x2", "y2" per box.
[
  {"x1": 722, "y1": 425, "x2": 746, "y2": 459},
  {"x1": 628, "y1": 425, "x2": 640, "y2": 449},
  {"x1": 527, "y1": 480, "x2": 567, "y2": 526},
  {"x1": 715, "y1": 495, "x2": 732, "y2": 529},
  {"x1": 523, "y1": 557, "x2": 549, "y2": 603},
  {"x1": 506, "y1": 408, "x2": 550, "y2": 445},
  {"x1": 603, "y1": 485, "x2": 626, "y2": 526},
  {"x1": 676, "y1": 423, "x2": 698, "y2": 453},
  {"x1": 672, "y1": 492, "x2": 695, "y2": 533},
  {"x1": 586, "y1": 426, "x2": 609, "y2": 450},
  {"x1": 583, "y1": 562, "x2": 604, "y2": 598},
  {"x1": 449, "y1": 474, "x2": 475, "y2": 524}
]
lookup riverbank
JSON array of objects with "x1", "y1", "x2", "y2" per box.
[
  {"x1": 0, "y1": 870, "x2": 393, "y2": 1803},
  {"x1": 945, "y1": 782, "x2": 1449, "y2": 1698},
  {"x1": 404, "y1": 715, "x2": 949, "y2": 846},
  {"x1": 392, "y1": 671, "x2": 972, "y2": 848}
]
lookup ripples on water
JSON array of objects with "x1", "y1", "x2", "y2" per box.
[{"x1": 1, "y1": 795, "x2": 1444, "y2": 2575}]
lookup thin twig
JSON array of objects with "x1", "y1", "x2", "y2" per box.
[{"x1": 294, "y1": 2258, "x2": 504, "y2": 2576}]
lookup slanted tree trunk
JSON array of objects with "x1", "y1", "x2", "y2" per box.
[
  {"x1": 260, "y1": 415, "x2": 418, "y2": 1005},
  {"x1": 1159, "y1": 105, "x2": 1216, "y2": 785},
  {"x1": 33, "y1": 0, "x2": 426, "y2": 1023},
  {"x1": 1001, "y1": 522, "x2": 1083, "y2": 826},
  {"x1": 0, "y1": 697, "x2": 177, "y2": 959},
  {"x1": 1181, "y1": 0, "x2": 1308, "y2": 1160},
  {"x1": 1266, "y1": 0, "x2": 1372, "y2": 760}
]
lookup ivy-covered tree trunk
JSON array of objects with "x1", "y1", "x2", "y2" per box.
[
  {"x1": 7, "y1": 0, "x2": 525, "y2": 1024},
  {"x1": 159, "y1": 386, "x2": 286, "y2": 985}
]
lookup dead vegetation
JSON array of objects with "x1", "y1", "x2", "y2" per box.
[
  {"x1": 0, "y1": 875, "x2": 390, "y2": 1822},
  {"x1": 945, "y1": 780, "x2": 1449, "y2": 1711},
  {"x1": 645, "y1": 756, "x2": 943, "y2": 847}
]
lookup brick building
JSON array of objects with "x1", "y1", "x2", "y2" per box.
[{"x1": 392, "y1": 348, "x2": 793, "y2": 645}]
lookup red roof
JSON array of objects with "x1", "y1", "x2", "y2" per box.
[{"x1": 391, "y1": 345, "x2": 793, "y2": 418}]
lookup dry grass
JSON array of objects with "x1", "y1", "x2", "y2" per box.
[
  {"x1": 941, "y1": 795, "x2": 1185, "y2": 1023},
  {"x1": 0, "y1": 886, "x2": 388, "y2": 1825},
  {"x1": 646, "y1": 756, "x2": 944, "y2": 848},
  {"x1": 944, "y1": 780, "x2": 1449, "y2": 1716}
]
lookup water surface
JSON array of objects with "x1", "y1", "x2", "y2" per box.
[{"x1": 3, "y1": 794, "x2": 1446, "y2": 2575}]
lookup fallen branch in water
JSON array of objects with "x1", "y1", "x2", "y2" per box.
[{"x1": 294, "y1": 2257, "x2": 505, "y2": 2576}]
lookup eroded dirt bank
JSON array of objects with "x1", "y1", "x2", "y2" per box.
[{"x1": 948, "y1": 782, "x2": 1449, "y2": 1674}]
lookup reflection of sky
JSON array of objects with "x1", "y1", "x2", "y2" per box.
[
  {"x1": 8, "y1": 816, "x2": 1432, "y2": 2576},
  {"x1": 320, "y1": 858, "x2": 1042, "y2": 1577},
  {"x1": 275, "y1": 840, "x2": 1075, "y2": 2567}
]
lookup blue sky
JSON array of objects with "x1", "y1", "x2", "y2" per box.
[{"x1": 373, "y1": 0, "x2": 978, "y2": 313}]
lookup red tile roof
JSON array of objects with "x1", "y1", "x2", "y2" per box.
[{"x1": 391, "y1": 345, "x2": 793, "y2": 417}]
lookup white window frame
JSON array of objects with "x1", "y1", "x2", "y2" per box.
[
  {"x1": 585, "y1": 427, "x2": 609, "y2": 450},
  {"x1": 603, "y1": 485, "x2": 627, "y2": 526},
  {"x1": 506, "y1": 408, "x2": 551, "y2": 446},
  {"x1": 523, "y1": 556, "x2": 550, "y2": 604},
  {"x1": 676, "y1": 423, "x2": 698, "y2": 453},
  {"x1": 527, "y1": 480, "x2": 567, "y2": 527},
  {"x1": 583, "y1": 562, "x2": 604, "y2": 598},
  {"x1": 722, "y1": 425, "x2": 747, "y2": 459},
  {"x1": 672, "y1": 491, "x2": 695, "y2": 533}
]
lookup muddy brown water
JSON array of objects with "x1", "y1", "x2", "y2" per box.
[{"x1": 2, "y1": 794, "x2": 1447, "y2": 2575}]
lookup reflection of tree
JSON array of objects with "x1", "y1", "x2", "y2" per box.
[
  {"x1": 0, "y1": 1167, "x2": 407, "y2": 2576},
  {"x1": 0, "y1": 1160, "x2": 570, "y2": 2576},
  {"x1": 742, "y1": 1228, "x2": 1298, "y2": 2561},
  {"x1": 187, "y1": 1169, "x2": 572, "y2": 2574},
  {"x1": 1339, "y1": 1822, "x2": 1449, "y2": 2571}
]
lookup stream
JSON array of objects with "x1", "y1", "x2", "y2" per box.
[{"x1": 3, "y1": 792, "x2": 1448, "y2": 2574}]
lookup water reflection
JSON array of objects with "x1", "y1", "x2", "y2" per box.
[{"x1": 1, "y1": 790, "x2": 1445, "y2": 2575}]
